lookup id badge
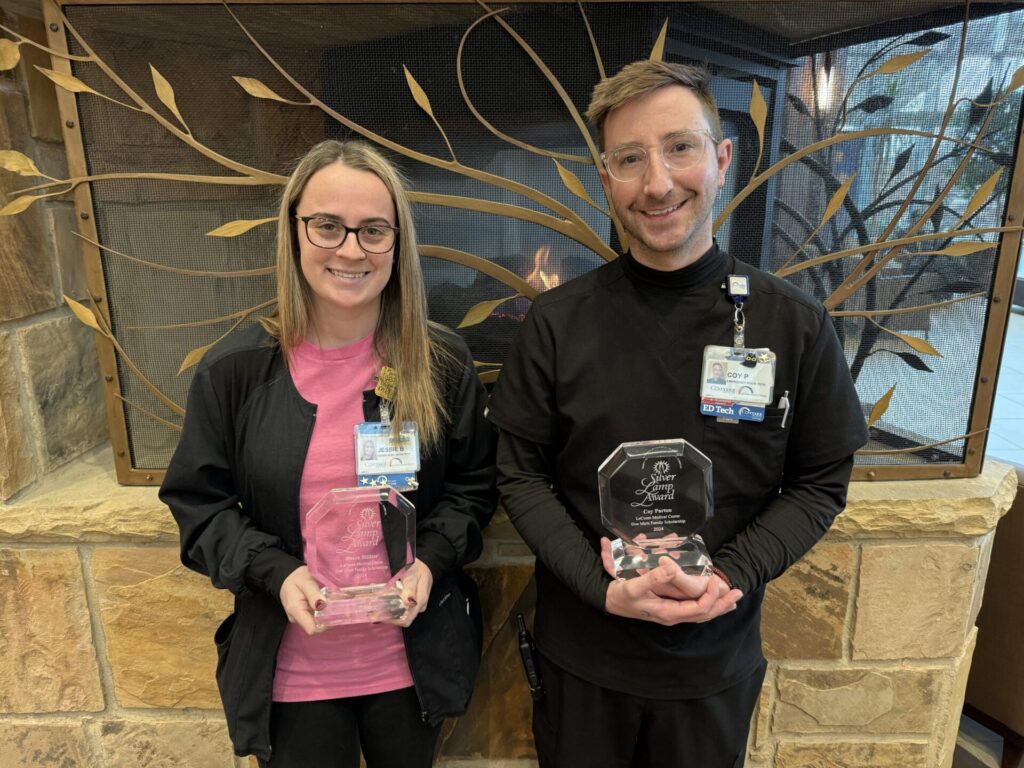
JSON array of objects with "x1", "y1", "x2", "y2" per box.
[
  {"x1": 700, "y1": 345, "x2": 776, "y2": 423},
  {"x1": 355, "y1": 421, "x2": 420, "y2": 490}
]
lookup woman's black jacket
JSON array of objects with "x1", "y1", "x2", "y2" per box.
[{"x1": 159, "y1": 324, "x2": 497, "y2": 761}]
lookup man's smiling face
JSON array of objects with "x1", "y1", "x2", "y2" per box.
[{"x1": 599, "y1": 85, "x2": 732, "y2": 271}]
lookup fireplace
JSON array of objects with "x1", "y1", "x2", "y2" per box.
[{"x1": 13, "y1": 0, "x2": 1023, "y2": 482}]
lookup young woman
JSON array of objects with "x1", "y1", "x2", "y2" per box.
[{"x1": 160, "y1": 140, "x2": 497, "y2": 767}]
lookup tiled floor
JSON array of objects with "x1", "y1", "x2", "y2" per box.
[{"x1": 954, "y1": 712, "x2": 1004, "y2": 768}]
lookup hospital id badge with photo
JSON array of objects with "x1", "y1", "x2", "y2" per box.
[
  {"x1": 699, "y1": 345, "x2": 777, "y2": 423},
  {"x1": 355, "y1": 421, "x2": 420, "y2": 490}
]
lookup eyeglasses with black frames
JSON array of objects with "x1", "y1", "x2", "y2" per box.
[
  {"x1": 601, "y1": 129, "x2": 720, "y2": 183},
  {"x1": 295, "y1": 215, "x2": 399, "y2": 254}
]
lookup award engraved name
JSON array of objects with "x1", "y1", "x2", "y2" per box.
[
  {"x1": 305, "y1": 486, "x2": 415, "y2": 627},
  {"x1": 598, "y1": 439, "x2": 714, "y2": 579}
]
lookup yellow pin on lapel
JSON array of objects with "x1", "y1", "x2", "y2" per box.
[{"x1": 375, "y1": 366, "x2": 398, "y2": 401}]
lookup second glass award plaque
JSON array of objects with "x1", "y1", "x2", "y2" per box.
[
  {"x1": 305, "y1": 486, "x2": 415, "y2": 627},
  {"x1": 598, "y1": 439, "x2": 714, "y2": 579}
]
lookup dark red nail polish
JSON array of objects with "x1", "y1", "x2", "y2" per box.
[{"x1": 315, "y1": 599, "x2": 326, "y2": 611}]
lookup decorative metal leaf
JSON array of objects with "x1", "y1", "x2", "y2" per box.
[
  {"x1": 886, "y1": 147, "x2": 913, "y2": 183},
  {"x1": 920, "y1": 241, "x2": 995, "y2": 257},
  {"x1": 553, "y1": 160, "x2": 598, "y2": 209},
  {"x1": 897, "y1": 333, "x2": 940, "y2": 356},
  {"x1": 749, "y1": 79, "x2": 767, "y2": 174},
  {"x1": 478, "y1": 369, "x2": 501, "y2": 384},
  {"x1": 0, "y1": 194, "x2": 39, "y2": 216},
  {"x1": 403, "y1": 66, "x2": 435, "y2": 118},
  {"x1": 864, "y1": 49, "x2": 929, "y2": 78},
  {"x1": 968, "y1": 79, "x2": 992, "y2": 127},
  {"x1": 650, "y1": 20, "x2": 668, "y2": 62},
  {"x1": 960, "y1": 168, "x2": 1003, "y2": 224},
  {"x1": 868, "y1": 384, "x2": 896, "y2": 428},
  {"x1": 749, "y1": 79, "x2": 767, "y2": 144},
  {"x1": 1008, "y1": 65, "x2": 1024, "y2": 94},
  {"x1": 457, "y1": 294, "x2": 521, "y2": 329},
  {"x1": 888, "y1": 327, "x2": 941, "y2": 356},
  {"x1": 0, "y1": 39, "x2": 20, "y2": 71},
  {"x1": 892, "y1": 351, "x2": 933, "y2": 373},
  {"x1": 178, "y1": 343, "x2": 213, "y2": 374},
  {"x1": 63, "y1": 294, "x2": 102, "y2": 333},
  {"x1": 786, "y1": 93, "x2": 810, "y2": 117},
  {"x1": 150, "y1": 64, "x2": 187, "y2": 130},
  {"x1": 820, "y1": 172, "x2": 857, "y2": 228},
  {"x1": 851, "y1": 95, "x2": 893, "y2": 114},
  {"x1": 35, "y1": 66, "x2": 99, "y2": 95},
  {"x1": 906, "y1": 31, "x2": 949, "y2": 46},
  {"x1": 0, "y1": 150, "x2": 43, "y2": 177},
  {"x1": 206, "y1": 217, "x2": 276, "y2": 237},
  {"x1": 232, "y1": 76, "x2": 290, "y2": 103}
]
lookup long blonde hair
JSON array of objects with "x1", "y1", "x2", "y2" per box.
[{"x1": 261, "y1": 140, "x2": 450, "y2": 449}]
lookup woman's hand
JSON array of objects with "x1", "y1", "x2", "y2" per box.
[
  {"x1": 385, "y1": 558, "x2": 434, "y2": 628},
  {"x1": 279, "y1": 565, "x2": 325, "y2": 636}
]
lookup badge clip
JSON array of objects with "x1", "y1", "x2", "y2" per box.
[
  {"x1": 725, "y1": 274, "x2": 749, "y2": 347},
  {"x1": 725, "y1": 274, "x2": 749, "y2": 304}
]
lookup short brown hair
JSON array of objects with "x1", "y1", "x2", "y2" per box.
[{"x1": 586, "y1": 60, "x2": 722, "y2": 148}]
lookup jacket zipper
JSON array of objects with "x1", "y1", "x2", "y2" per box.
[{"x1": 259, "y1": 402, "x2": 318, "y2": 758}]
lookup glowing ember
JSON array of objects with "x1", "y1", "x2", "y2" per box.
[{"x1": 526, "y1": 245, "x2": 560, "y2": 290}]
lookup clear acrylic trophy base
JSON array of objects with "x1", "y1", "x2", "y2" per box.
[
  {"x1": 313, "y1": 582, "x2": 406, "y2": 627},
  {"x1": 610, "y1": 535, "x2": 713, "y2": 579}
]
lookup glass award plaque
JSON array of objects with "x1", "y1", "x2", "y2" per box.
[
  {"x1": 598, "y1": 439, "x2": 714, "y2": 579},
  {"x1": 305, "y1": 486, "x2": 415, "y2": 627}
]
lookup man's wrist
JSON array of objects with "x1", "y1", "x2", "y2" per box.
[{"x1": 711, "y1": 566, "x2": 732, "y2": 590}]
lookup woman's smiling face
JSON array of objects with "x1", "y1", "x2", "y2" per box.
[{"x1": 295, "y1": 161, "x2": 396, "y2": 332}]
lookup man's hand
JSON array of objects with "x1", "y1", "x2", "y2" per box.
[
  {"x1": 601, "y1": 537, "x2": 743, "y2": 625},
  {"x1": 279, "y1": 565, "x2": 325, "y2": 636},
  {"x1": 385, "y1": 558, "x2": 434, "y2": 628}
]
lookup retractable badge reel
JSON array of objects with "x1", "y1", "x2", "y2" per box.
[{"x1": 726, "y1": 274, "x2": 749, "y2": 347}]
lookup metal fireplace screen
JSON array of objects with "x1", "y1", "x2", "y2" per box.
[{"x1": 36, "y1": 1, "x2": 1024, "y2": 483}]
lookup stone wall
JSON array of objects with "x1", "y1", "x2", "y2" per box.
[
  {"x1": 750, "y1": 463, "x2": 1014, "y2": 768},
  {"x1": 0, "y1": 444, "x2": 1013, "y2": 768},
  {"x1": 0, "y1": 8, "x2": 107, "y2": 503}
]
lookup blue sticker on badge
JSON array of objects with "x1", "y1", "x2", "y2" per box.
[
  {"x1": 700, "y1": 400, "x2": 765, "y2": 423},
  {"x1": 358, "y1": 473, "x2": 419, "y2": 490}
]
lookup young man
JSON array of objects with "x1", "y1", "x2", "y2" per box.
[{"x1": 487, "y1": 60, "x2": 868, "y2": 767}]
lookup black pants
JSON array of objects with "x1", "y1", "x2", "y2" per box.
[
  {"x1": 259, "y1": 687, "x2": 440, "y2": 768},
  {"x1": 533, "y1": 653, "x2": 766, "y2": 768}
]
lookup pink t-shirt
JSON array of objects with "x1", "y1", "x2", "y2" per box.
[{"x1": 272, "y1": 334, "x2": 414, "y2": 702}]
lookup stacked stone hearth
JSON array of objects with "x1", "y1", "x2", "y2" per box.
[{"x1": 0, "y1": 447, "x2": 1013, "y2": 767}]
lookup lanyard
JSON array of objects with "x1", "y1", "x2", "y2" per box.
[{"x1": 725, "y1": 273, "x2": 749, "y2": 347}]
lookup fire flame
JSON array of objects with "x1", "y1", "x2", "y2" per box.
[{"x1": 526, "y1": 245, "x2": 560, "y2": 290}]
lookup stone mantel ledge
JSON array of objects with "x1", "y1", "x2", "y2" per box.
[
  {"x1": 834, "y1": 459, "x2": 1017, "y2": 539},
  {"x1": 0, "y1": 446, "x2": 1017, "y2": 543},
  {"x1": 0, "y1": 446, "x2": 174, "y2": 543}
]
